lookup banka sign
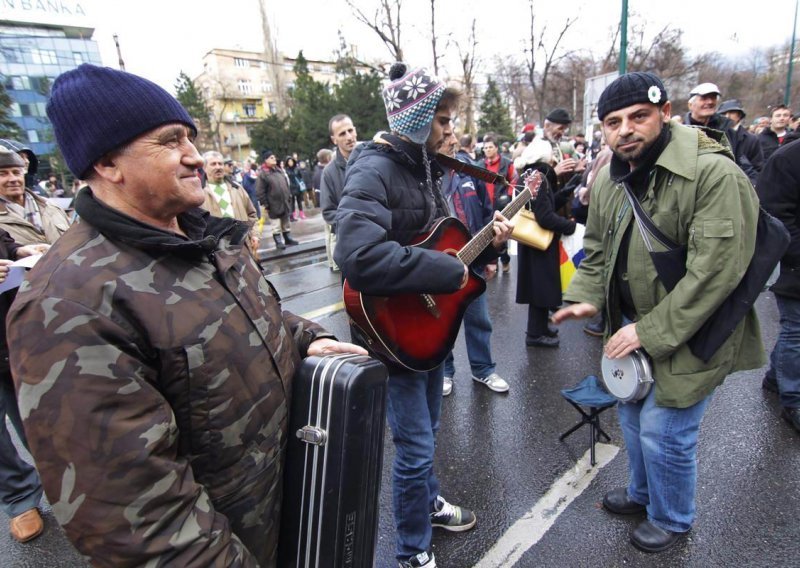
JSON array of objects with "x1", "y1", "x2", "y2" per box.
[{"x1": 0, "y1": 0, "x2": 94, "y2": 29}]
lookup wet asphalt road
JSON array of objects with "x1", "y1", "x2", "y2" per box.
[{"x1": 1, "y1": 252, "x2": 798, "y2": 567}]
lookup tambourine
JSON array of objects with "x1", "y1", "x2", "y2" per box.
[{"x1": 600, "y1": 349, "x2": 654, "y2": 403}]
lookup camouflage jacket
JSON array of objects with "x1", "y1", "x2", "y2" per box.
[{"x1": 7, "y1": 189, "x2": 333, "y2": 567}]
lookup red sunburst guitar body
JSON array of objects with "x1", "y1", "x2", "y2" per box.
[
  {"x1": 341, "y1": 170, "x2": 541, "y2": 372},
  {"x1": 343, "y1": 217, "x2": 486, "y2": 371}
]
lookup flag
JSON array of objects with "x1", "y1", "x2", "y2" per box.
[{"x1": 560, "y1": 223, "x2": 586, "y2": 292}]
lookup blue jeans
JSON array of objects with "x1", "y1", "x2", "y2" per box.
[
  {"x1": 0, "y1": 371, "x2": 43, "y2": 518},
  {"x1": 386, "y1": 365, "x2": 444, "y2": 559},
  {"x1": 617, "y1": 387, "x2": 711, "y2": 533},
  {"x1": 766, "y1": 295, "x2": 800, "y2": 408},
  {"x1": 444, "y1": 293, "x2": 495, "y2": 379}
]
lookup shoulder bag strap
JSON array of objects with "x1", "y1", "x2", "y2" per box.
[{"x1": 621, "y1": 181, "x2": 680, "y2": 252}]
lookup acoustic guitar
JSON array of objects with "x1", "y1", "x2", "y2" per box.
[{"x1": 343, "y1": 170, "x2": 542, "y2": 371}]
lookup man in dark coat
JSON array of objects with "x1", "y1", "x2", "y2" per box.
[
  {"x1": 758, "y1": 104, "x2": 795, "y2": 161},
  {"x1": 255, "y1": 149, "x2": 298, "y2": 250},
  {"x1": 335, "y1": 63, "x2": 513, "y2": 568},
  {"x1": 718, "y1": 98, "x2": 764, "y2": 185},
  {"x1": 757, "y1": 138, "x2": 800, "y2": 434},
  {"x1": 321, "y1": 114, "x2": 358, "y2": 271}
]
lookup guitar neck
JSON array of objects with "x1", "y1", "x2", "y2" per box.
[{"x1": 457, "y1": 187, "x2": 532, "y2": 265}]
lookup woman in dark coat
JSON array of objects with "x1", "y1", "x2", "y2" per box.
[
  {"x1": 284, "y1": 156, "x2": 306, "y2": 220},
  {"x1": 516, "y1": 163, "x2": 576, "y2": 347}
]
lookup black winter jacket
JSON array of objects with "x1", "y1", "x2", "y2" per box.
[
  {"x1": 334, "y1": 135, "x2": 464, "y2": 296},
  {"x1": 758, "y1": 138, "x2": 800, "y2": 299},
  {"x1": 684, "y1": 112, "x2": 763, "y2": 184}
]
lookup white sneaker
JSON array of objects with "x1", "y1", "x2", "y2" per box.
[
  {"x1": 472, "y1": 373, "x2": 509, "y2": 393},
  {"x1": 442, "y1": 376, "x2": 453, "y2": 397}
]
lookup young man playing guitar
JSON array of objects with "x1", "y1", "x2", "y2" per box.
[{"x1": 334, "y1": 63, "x2": 514, "y2": 568}]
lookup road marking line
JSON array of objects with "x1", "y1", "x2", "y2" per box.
[
  {"x1": 473, "y1": 443, "x2": 620, "y2": 568},
  {"x1": 300, "y1": 301, "x2": 344, "y2": 320}
]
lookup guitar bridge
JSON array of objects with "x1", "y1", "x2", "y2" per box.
[{"x1": 420, "y1": 294, "x2": 440, "y2": 318}]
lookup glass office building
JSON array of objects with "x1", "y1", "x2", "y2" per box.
[{"x1": 1, "y1": 23, "x2": 101, "y2": 160}]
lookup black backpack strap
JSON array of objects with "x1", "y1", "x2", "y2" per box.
[{"x1": 621, "y1": 182, "x2": 681, "y2": 252}]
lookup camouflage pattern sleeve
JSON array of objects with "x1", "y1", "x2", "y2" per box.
[
  {"x1": 9, "y1": 296, "x2": 259, "y2": 568},
  {"x1": 282, "y1": 309, "x2": 336, "y2": 355}
]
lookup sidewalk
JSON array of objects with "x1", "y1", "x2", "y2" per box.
[{"x1": 256, "y1": 205, "x2": 327, "y2": 261}]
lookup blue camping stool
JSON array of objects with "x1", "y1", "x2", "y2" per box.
[{"x1": 560, "y1": 375, "x2": 617, "y2": 466}]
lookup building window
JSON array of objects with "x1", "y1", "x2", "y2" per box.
[
  {"x1": 73, "y1": 51, "x2": 85, "y2": 64},
  {"x1": 268, "y1": 102, "x2": 277, "y2": 114},
  {"x1": 243, "y1": 104, "x2": 257, "y2": 117},
  {"x1": 27, "y1": 130, "x2": 39, "y2": 144},
  {"x1": 0, "y1": 47, "x2": 23, "y2": 63},
  {"x1": 261, "y1": 81, "x2": 272, "y2": 93},
  {"x1": 9, "y1": 102, "x2": 20, "y2": 117},
  {"x1": 10, "y1": 76, "x2": 31, "y2": 90},
  {"x1": 283, "y1": 62, "x2": 293, "y2": 71},
  {"x1": 260, "y1": 61, "x2": 267, "y2": 69},
  {"x1": 30, "y1": 48, "x2": 57, "y2": 65},
  {"x1": 322, "y1": 65, "x2": 334, "y2": 74},
  {"x1": 237, "y1": 80, "x2": 252, "y2": 94},
  {"x1": 234, "y1": 57, "x2": 248, "y2": 68}
]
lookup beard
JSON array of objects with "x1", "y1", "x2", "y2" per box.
[{"x1": 611, "y1": 135, "x2": 654, "y2": 163}]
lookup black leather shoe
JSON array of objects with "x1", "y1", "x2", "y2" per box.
[
  {"x1": 544, "y1": 326, "x2": 559, "y2": 338},
  {"x1": 630, "y1": 520, "x2": 684, "y2": 553},
  {"x1": 525, "y1": 335, "x2": 559, "y2": 348},
  {"x1": 602, "y1": 488, "x2": 646, "y2": 515},
  {"x1": 782, "y1": 407, "x2": 800, "y2": 434}
]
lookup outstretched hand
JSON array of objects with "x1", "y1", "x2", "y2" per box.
[{"x1": 551, "y1": 302, "x2": 599, "y2": 324}]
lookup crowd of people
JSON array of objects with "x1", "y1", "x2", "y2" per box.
[{"x1": 0, "y1": 60, "x2": 796, "y2": 568}]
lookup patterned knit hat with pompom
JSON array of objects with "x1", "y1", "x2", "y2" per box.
[{"x1": 381, "y1": 63, "x2": 445, "y2": 145}]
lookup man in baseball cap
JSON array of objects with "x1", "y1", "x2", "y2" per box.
[
  {"x1": 685, "y1": 83, "x2": 761, "y2": 184},
  {"x1": 684, "y1": 82, "x2": 723, "y2": 128}
]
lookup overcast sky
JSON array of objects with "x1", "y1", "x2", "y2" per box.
[{"x1": 90, "y1": 0, "x2": 798, "y2": 92}]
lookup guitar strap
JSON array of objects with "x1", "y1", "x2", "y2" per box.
[{"x1": 434, "y1": 152, "x2": 514, "y2": 187}]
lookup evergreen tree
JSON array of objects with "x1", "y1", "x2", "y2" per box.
[
  {"x1": 0, "y1": 82, "x2": 20, "y2": 139},
  {"x1": 332, "y1": 70, "x2": 387, "y2": 142},
  {"x1": 174, "y1": 71, "x2": 211, "y2": 135},
  {"x1": 249, "y1": 114, "x2": 296, "y2": 161},
  {"x1": 478, "y1": 77, "x2": 513, "y2": 141},
  {"x1": 288, "y1": 51, "x2": 335, "y2": 159}
]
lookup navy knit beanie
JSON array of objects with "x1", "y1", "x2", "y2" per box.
[
  {"x1": 597, "y1": 72, "x2": 667, "y2": 121},
  {"x1": 46, "y1": 64, "x2": 196, "y2": 178}
]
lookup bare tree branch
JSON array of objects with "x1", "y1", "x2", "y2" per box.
[
  {"x1": 430, "y1": 0, "x2": 439, "y2": 75},
  {"x1": 346, "y1": 0, "x2": 404, "y2": 62},
  {"x1": 452, "y1": 19, "x2": 480, "y2": 134}
]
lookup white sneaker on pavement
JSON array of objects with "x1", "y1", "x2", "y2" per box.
[
  {"x1": 472, "y1": 372, "x2": 509, "y2": 393},
  {"x1": 442, "y1": 376, "x2": 453, "y2": 397}
]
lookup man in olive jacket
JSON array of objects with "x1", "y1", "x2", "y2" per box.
[
  {"x1": 554, "y1": 72, "x2": 764, "y2": 554},
  {"x1": 7, "y1": 64, "x2": 365, "y2": 568}
]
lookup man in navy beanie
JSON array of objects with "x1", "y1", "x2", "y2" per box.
[
  {"x1": 554, "y1": 71, "x2": 763, "y2": 553},
  {"x1": 6, "y1": 64, "x2": 366, "y2": 567}
]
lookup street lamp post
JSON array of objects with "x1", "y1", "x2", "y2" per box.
[
  {"x1": 786, "y1": 0, "x2": 798, "y2": 106},
  {"x1": 619, "y1": 0, "x2": 628, "y2": 75}
]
